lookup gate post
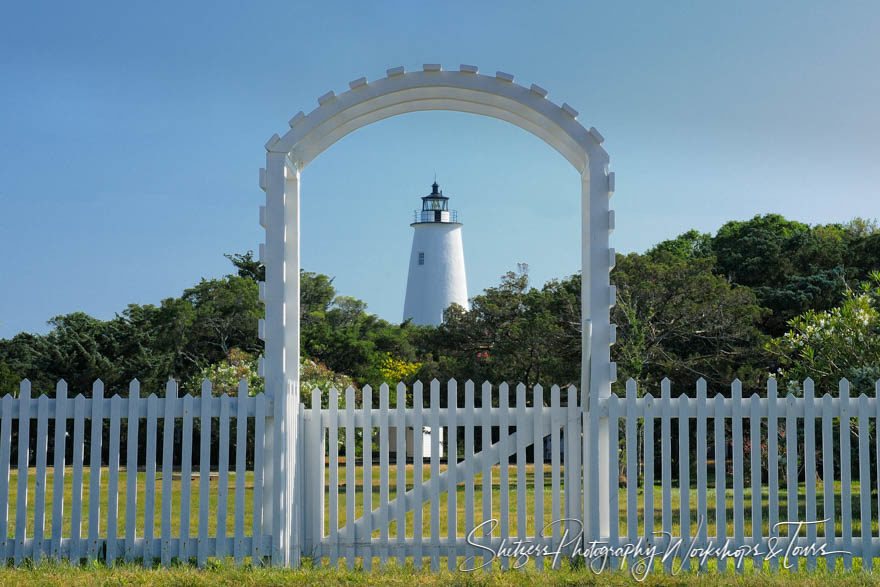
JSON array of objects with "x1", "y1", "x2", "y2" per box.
[{"x1": 581, "y1": 152, "x2": 613, "y2": 541}]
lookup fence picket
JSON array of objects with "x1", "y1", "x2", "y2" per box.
[
  {"x1": 464, "y1": 381, "x2": 475, "y2": 570},
  {"x1": 534, "y1": 384, "x2": 545, "y2": 571},
  {"x1": 32, "y1": 395, "x2": 49, "y2": 560},
  {"x1": 481, "y1": 381, "x2": 492, "y2": 572},
  {"x1": 234, "y1": 381, "x2": 247, "y2": 565},
  {"x1": 51, "y1": 380, "x2": 68, "y2": 561},
  {"x1": 344, "y1": 386, "x2": 355, "y2": 570},
  {"x1": 71, "y1": 394, "x2": 86, "y2": 562},
  {"x1": 87, "y1": 380, "x2": 103, "y2": 561},
  {"x1": 516, "y1": 383, "x2": 527, "y2": 557},
  {"x1": 0, "y1": 396, "x2": 13, "y2": 562},
  {"x1": 217, "y1": 393, "x2": 231, "y2": 561},
  {"x1": 714, "y1": 393, "x2": 725, "y2": 573},
  {"x1": 625, "y1": 381, "x2": 637, "y2": 568},
  {"x1": 785, "y1": 393, "x2": 798, "y2": 571},
  {"x1": 125, "y1": 381, "x2": 140, "y2": 562},
  {"x1": 858, "y1": 394, "x2": 871, "y2": 570},
  {"x1": 14, "y1": 380, "x2": 30, "y2": 565},
  {"x1": 499, "y1": 382, "x2": 511, "y2": 570},
  {"x1": 550, "y1": 384, "x2": 560, "y2": 569},
  {"x1": 821, "y1": 393, "x2": 836, "y2": 572},
  {"x1": 678, "y1": 392, "x2": 689, "y2": 572},
  {"x1": 161, "y1": 380, "x2": 176, "y2": 566},
  {"x1": 660, "y1": 380, "x2": 671, "y2": 572},
  {"x1": 144, "y1": 394, "x2": 158, "y2": 566},
  {"x1": 379, "y1": 384, "x2": 390, "y2": 568},
  {"x1": 731, "y1": 381, "x2": 743, "y2": 574},
  {"x1": 180, "y1": 393, "x2": 194, "y2": 562},
  {"x1": 767, "y1": 378, "x2": 779, "y2": 572},
  {"x1": 362, "y1": 385, "x2": 373, "y2": 571},
  {"x1": 328, "y1": 387, "x2": 339, "y2": 568},
  {"x1": 198, "y1": 380, "x2": 212, "y2": 567},
  {"x1": 643, "y1": 392, "x2": 654, "y2": 569},
  {"x1": 446, "y1": 380, "x2": 458, "y2": 571},
  {"x1": 431, "y1": 380, "x2": 441, "y2": 571},
  {"x1": 749, "y1": 393, "x2": 761, "y2": 571},
  {"x1": 804, "y1": 380, "x2": 817, "y2": 570},
  {"x1": 607, "y1": 392, "x2": 618, "y2": 571},
  {"x1": 106, "y1": 395, "x2": 122, "y2": 563},
  {"x1": 252, "y1": 393, "x2": 266, "y2": 564},
  {"x1": 413, "y1": 381, "x2": 423, "y2": 569},
  {"x1": 696, "y1": 380, "x2": 707, "y2": 571},
  {"x1": 395, "y1": 383, "x2": 405, "y2": 567},
  {"x1": 839, "y1": 380, "x2": 852, "y2": 570}
]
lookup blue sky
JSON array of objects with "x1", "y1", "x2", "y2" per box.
[{"x1": 1, "y1": 1, "x2": 878, "y2": 338}]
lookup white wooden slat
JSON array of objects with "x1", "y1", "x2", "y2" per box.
[
  {"x1": 714, "y1": 393, "x2": 725, "y2": 573},
  {"x1": 643, "y1": 392, "x2": 654, "y2": 569},
  {"x1": 785, "y1": 393, "x2": 797, "y2": 571},
  {"x1": 252, "y1": 393, "x2": 266, "y2": 564},
  {"x1": 379, "y1": 384, "x2": 390, "y2": 568},
  {"x1": 625, "y1": 381, "x2": 637, "y2": 568},
  {"x1": 328, "y1": 387, "x2": 339, "y2": 568},
  {"x1": 14, "y1": 379, "x2": 31, "y2": 565},
  {"x1": 696, "y1": 380, "x2": 707, "y2": 571},
  {"x1": 144, "y1": 394, "x2": 158, "y2": 566},
  {"x1": 821, "y1": 393, "x2": 836, "y2": 572},
  {"x1": 50, "y1": 380, "x2": 68, "y2": 561},
  {"x1": 803, "y1": 380, "x2": 817, "y2": 570},
  {"x1": 344, "y1": 386, "x2": 355, "y2": 569},
  {"x1": 395, "y1": 383, "x2": 405, "y2": 567},
  {"x1": 161, "y1": 380, "x2": 176, "y2": 567},
  {"x1": 412, "y1": 381, "x2": 423, "y2": 570},
  {"x1": 125, "y1": 380, "x2": 140, "y2": 561},
  {"x1": 549, "y1": 384, "x2": 560, "y2": 569},
  {"x1": 749, "y1": 393, "x2": 761, "y2": 571},
  {"x1": 499, "y1": 382, "x2": 510, "y2": 571},
  {"x1": 607, "y1": 393, "x2": 618, "y2": 571},
  {"x1": 446, "y1": 380, "x2": 458, "y2": 571},
  {"x1": 731, "y1": 381, "x2": 743, "y2": 573},
  {"x1": 481, "y1": 381, "x2": 492, "y2": 572},
  {"x1": 0, "y1": 395, "x2": 14, "y2": 562},
  {"x1": 198, "y1": 380, "x2": 212, "y2": 567},
  {"x1": 767, "y1": 378, "x2": 779, "y2": 572},
  {"x1": 660, "y1": 380, "x2": 671, "y2": 572},
  {"x1": 858, "y1": 394, "x2": 871, "y2": 570},
  {"x1": 71, "y1": 394, "x2": 86, "y2": 562},
  {"x1": 566, "y1": 385, "x2": 579, "y2": 528},
  {"x1": 180, "y1": 393, "x2": 194, "y2": 562},
  {"x1": 463, "y1": 381, "x2": 475, "y2": 571},
  {"x1": 0, "y1": 395, "x2": 15, "y2": 563},
  {"x1": 678, "y1": 392, "x2": 689, "y2": 572},
  {"x1": 839, "y1": 380, "x2": 853, "y2": 570},
  {"x1": 233, "y1": 382, "x2": 247, "y2": 566},
  {"x1": 516, "y1": 383, "x2": 527, "y2": 552},
  {"x1": 106, "y1": 395, "x2": 122, "y2": 563},
  {"x1": 32, "y1": 395, "x2": 49, "y2": 561},
  {"x1": 534, "y1": 384, "x2": 545, "y2": 571},
  {"x1": 87, "y1": 380, "x2": 103, "y2": 561},
  {"x1": 362, "y1": 385, "x2": 373, "y2": 571},
  {"x1": 587, "y1": 381, "x2": 599, "y2": 542},
  {"x1": 217, "y1": 393, "x2": 231, "y2": 561},
  {"x1": 430, "y1": 380, "x2": 441, "y2": 571}
]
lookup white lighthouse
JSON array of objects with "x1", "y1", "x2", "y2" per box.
[{"x1": 403, "y1": 181, "x2": 469, "y2": 325}]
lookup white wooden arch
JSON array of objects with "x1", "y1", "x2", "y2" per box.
[{"x1": 257, "y1": 64, "x2": 615, "y2": 565}]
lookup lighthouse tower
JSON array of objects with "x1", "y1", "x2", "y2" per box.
[{"x1": 403, "y1": 181, "x2": 469, "y2": 325}]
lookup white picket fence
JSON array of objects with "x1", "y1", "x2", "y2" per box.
[
  {"x1": 0, "y1": 378, "x2": 272, "y2": 565},
  {"x1": 3, "y1": 376, "x2": 880, "y2": 573}
]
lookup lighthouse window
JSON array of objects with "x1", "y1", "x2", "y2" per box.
[{"x1": 418, "y1": 252, "x2": 425, "y2": 265}]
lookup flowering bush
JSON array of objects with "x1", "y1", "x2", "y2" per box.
[
  {"x1": 377, "y1": 353, "x2": 421, "y2": 385},
  {"x1": 767, "y1": 272, "x2": 880, "y2": 394}
]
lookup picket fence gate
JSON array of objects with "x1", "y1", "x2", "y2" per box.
[{"x1": 2, "y1": 376, "x2": 880, "y2": 574}]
